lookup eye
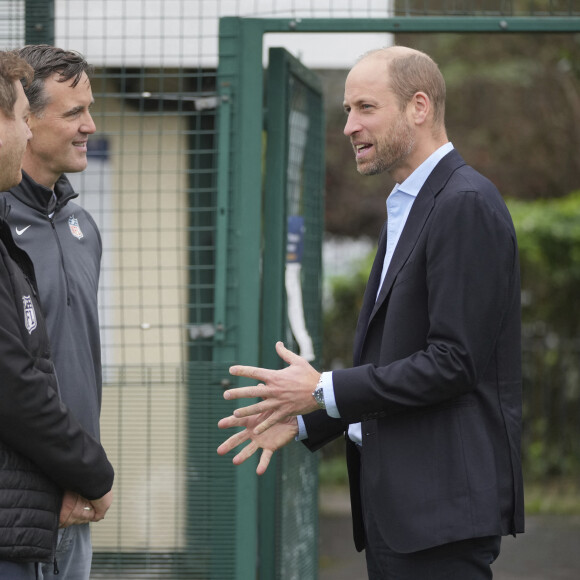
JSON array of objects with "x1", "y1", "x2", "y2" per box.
[{"x1": 64, "y1": 108, "x2": 83, "y2": 119}]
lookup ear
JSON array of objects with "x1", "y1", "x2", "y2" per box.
[{"x1": 408, "y1": 91, "x2": 430, "y2": 126}]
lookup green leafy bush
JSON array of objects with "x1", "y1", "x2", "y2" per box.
[{"x1": 320, "y1": 192, "x2": 580, "y2": 489}]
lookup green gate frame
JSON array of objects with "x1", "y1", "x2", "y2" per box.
[
  {"x1": 216, "y1": 14, "x2": 580, "y2": 579},
  {"x1": 259, "y1": 47, "x2": 324, "y2": 580}
]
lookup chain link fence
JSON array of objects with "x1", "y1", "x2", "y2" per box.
[{"x1": 1, "y1": 1, "x2": 579, "y2": 577}]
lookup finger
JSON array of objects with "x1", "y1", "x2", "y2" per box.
[
  {"x1": 256, "y1": 450, "x2": 273, "y2": 475},
  {"x1": 223, "y1": 385, "x2": 267, "y2": 401},
  {"x1": 80, "y1": 504, "x2": 94, "y2": 519},
  {"x1": 217, "y1": 430, "x2": 250, "y2": 456},
  {"x1": 217, "y1": 415, "x2": 245, "y2": 429},
  {"x1": 233, "y1": 401, "x2": 272, "y2": 418},
  {"x1": 219, "y1": 428, "x2": 250, "y2": 452},
  {"x1": 229, "y1": 365, "x2": 270, "y2": 382},
  {"x1": 254, "y1": 410, "x2": 286, "y2": 435},
  {"x1": 233, "y1": 441, "x2": 258, "y2": 465},
  {"x1": 91, "y1": 504, "x2": 108, "y2": 522},
  {"x1": 275, "y1": 341, "x2": 302, "y2": 366}
]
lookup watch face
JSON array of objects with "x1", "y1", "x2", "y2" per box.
[{"x1": 314, "y1": 386, "x2": 325, "y2": 409}]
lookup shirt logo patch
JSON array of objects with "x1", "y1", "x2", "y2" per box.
[
  {"x1": 68, "y1": 215, "x2": 84, "y2": 240},
  {"x1": 15, "y1": 225, "x2": 31, "y2": 236},
  {"x1": 22, "y1": 295, "x2": 37, "y2": 334}
]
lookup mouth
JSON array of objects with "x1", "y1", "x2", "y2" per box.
[
  {"x1": 73, "y1": 140, "x2": 88, "y2": 151},
  {"x1": 353, "y1": 142, "x2": 373, "y2": 160}
]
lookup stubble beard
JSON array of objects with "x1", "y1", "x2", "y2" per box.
[
  {"x1": 356, "y1": 116, "x2": 415, "y2": 177},
  {"x1": 0, "y1": 147, "x2": 25, "y2": 191}
]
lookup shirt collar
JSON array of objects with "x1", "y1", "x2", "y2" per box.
[{"x1": 394, "y1": 142, "x2": 454, "y2": 198}]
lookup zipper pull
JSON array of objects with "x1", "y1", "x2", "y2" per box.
[{"x1": 24, "y1": 275, "x2": 37, "y2": 297}]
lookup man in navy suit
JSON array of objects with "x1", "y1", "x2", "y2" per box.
[{"x1": 217, "y1": 45, "x2": 524, "y2": 579}]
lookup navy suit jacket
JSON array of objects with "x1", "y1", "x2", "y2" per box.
[{"x1": 303, "y1": 149, "x2": 524, "y2": 553}]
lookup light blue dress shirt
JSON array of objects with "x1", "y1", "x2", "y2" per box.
[{"x1": 298, "y1": 142, "x2": 454, "y2": 443}]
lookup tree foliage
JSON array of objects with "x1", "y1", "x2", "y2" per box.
[
  {"x1": 508, "y1": 191, "x2": 580, "y2": 339},
  {"x1": 321, "y1": 192, "x2": 580, "y2": 481}
]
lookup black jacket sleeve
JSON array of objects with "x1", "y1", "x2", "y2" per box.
[{"x1": 0, "y1": 241, "x2": 114, "y2": 500}]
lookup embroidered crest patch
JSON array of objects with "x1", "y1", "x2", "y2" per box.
[
  {"x1": 68, "y1": 215, "x2": 84, "y2": 239},
  {"x1": 22, "y1": 295, "x2": 37, "y2": 334}
]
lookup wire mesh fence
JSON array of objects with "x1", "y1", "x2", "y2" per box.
[{"x1": 0, "y1": 1, "x2": 579, "y2": 578}]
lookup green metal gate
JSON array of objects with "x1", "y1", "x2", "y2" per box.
[
  {"x1": 215, "y1": 40, "x2": 325, "y2": 578},
  {"x1": 259, "y1": 48, "x2": 324, "y2": 580},
  {"x1": 215, "y1": 12, "x2": 580, "y2": 578},
  {"x1": 1, "y1": 2, "x2": 580, "y2": 579}
]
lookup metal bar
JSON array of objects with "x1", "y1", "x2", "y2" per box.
[
  {"x1": 216, "y1": 16, "x2": 264, "y2": 579},
  {"x1": 238, "y1": 16, "x2": 580, "y2": 33},
  {"x1": 258, "y1": 46, "x2": 291, "y2": 580},
  {"x1": 213, "y1": 86, "x2": 231, "y2": 343}
]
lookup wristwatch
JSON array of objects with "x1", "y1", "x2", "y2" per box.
[{"x1": 312, "y1": 375, "x2": 326, "y2": 410}]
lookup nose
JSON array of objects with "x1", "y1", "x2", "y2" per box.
[
  {"x1": 26, "y1": 124, "x2": 33, "y2": 141},
  {"x1": 343, "y1": 112, "x2": 360, "y2": 137},
  {"x1": 81, "y1": 111, "x2": 97, "y2": 135}
]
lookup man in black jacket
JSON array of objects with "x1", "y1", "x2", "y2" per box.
[
  {"x1": 0, "y1": 51, "x2": 114, "y2": 580},
  {"x1": 3, "y1": 45, "x2": 109, "y2": 579},
  {"x1": 218, "y1": 46, "x2": 523, "y2": 579}
]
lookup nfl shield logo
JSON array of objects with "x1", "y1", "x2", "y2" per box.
[
  {"x1": 22, "y1": 295, "x2": 37, "y2": 334},
  {"x1": 68, "y1": 215, "x2": 84, "y2": 239}
]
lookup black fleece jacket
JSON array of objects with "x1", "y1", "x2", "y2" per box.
[{"x1": 0, "y1": 198, "x2": 113, "y2": 563}]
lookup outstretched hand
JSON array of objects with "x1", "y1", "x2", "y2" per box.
[
  {"x1": 224, "y1": 341, "x2": 320, "y2": 435},
  {"x1": 217, "y1": 412, "x2": 298, "y2": 475}
]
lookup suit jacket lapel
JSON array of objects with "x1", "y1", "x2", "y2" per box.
[
  {"x1": 352, "y1": 222, "x2": 387, "y2": 365},
  {"x1": 353, "y1": 149, "x2": 467, "y2": 363},
  {"x1": 371, "y1": 189, "x2": 434, "y2": 317}
]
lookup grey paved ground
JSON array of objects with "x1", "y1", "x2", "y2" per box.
[{"x1": 319, "y1": 490, "x2": 580, "y2": 580}]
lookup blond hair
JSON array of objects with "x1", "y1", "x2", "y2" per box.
[
  {"x1": 361, "y1": 46, "x2": 446, "y2": 127},
  {"x1": 0, "y1": 51, "x2": 33, "y2": 119}
]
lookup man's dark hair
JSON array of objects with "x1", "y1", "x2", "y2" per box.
[
  {"x1": 17, "y1": 45, "x2": 93, "y2": 116},
  {"x1": 0, "y1": 51, "x2": 33, "y2": 119}
]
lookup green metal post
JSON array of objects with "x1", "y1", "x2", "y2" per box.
[
  {"x1": 260, "y1": 46, "x2": 325, "y2": 580},
  {"x1": 217, "y1": 16, "x2": 268, "y2": 579},
  {"x1": 258, "y1": 47, "x2": 292, "y2": 579}
]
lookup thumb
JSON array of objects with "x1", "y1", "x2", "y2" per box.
[{"x1": 275, "y1": 341, "x2": 302, "y2": 366}]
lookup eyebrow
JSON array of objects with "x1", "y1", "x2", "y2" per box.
[
  {"x1": 343, "y1": 97, "x2": 371, "y2": 110},
  {"x1": 63, "y1": 101, "x2": 94, "y2": 118}
]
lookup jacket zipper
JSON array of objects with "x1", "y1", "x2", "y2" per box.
[
  {"x1": 50, "y1": 218, "x2": 72, "y2": 306},
  {"x1": 23, "y1": 275, "x2": 37, "y2": 297}
]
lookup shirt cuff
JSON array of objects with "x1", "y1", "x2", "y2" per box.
[
  {"x1": 321, "y1": 371, "x2": 340, "y2": 419},
  {"x1": 296, "y1": 415, "x2": 308, "y2": 440},
  {"x1": 295, "y1": 371, "x2": 340, "y2": 441}
]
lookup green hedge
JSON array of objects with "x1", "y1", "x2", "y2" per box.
[{"x1": 321, "y1": 192, "x2": 580, "y2": 484}]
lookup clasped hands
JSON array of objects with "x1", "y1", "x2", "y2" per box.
[
  {"x1": 217, "y1": 341, "x2": 320, "y2": 474},
  {"x1": 59, "y1": 489, "x2": 114, "y2": 528}
]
